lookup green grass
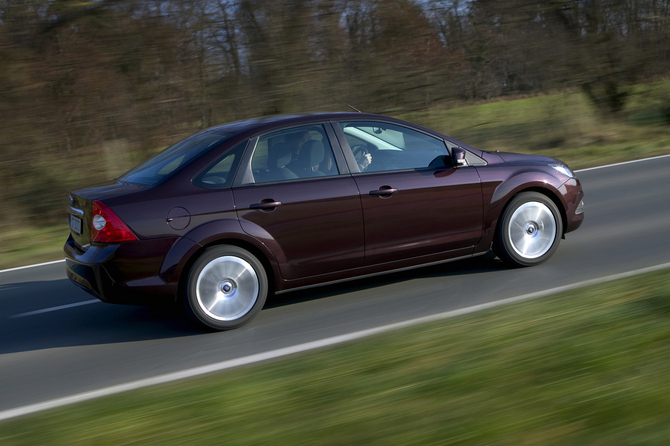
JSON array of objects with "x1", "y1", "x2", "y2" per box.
[
  {"x1": 402, "y1": 80, "x2": 670, "y2": 169},
  {"x1": 2, "y1": 269, "x2": 670, "y2": 445},
  {"x1": 0, "y1": 225, "x2": 68, "y2": 270}
]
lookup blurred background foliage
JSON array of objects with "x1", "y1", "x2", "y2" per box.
[{"x1": 1, "y1": 0, "x2": 670, "y2": 230}]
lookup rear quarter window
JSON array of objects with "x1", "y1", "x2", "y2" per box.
[
  {"x1": 193, "y1": 141, "x2": 247, "y2": 189},
  {"x1": 121, "y1": 130, "x2": 231, "y2": 186}
]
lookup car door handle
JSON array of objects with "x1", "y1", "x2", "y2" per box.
[
  {"x1": 250, "y1": 200, "x2": 282, "y2": 210},
  {"x1": 369, "y1": 187, "x2": 397, "y2": 197}
]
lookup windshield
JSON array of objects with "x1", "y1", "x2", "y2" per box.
[{"x1": 121, "y1": 130, "x2": 231, "y2": 186}]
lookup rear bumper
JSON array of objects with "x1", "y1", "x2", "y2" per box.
[{"x1": 64, "y1": 235, "x2": 177, "y2": 305}]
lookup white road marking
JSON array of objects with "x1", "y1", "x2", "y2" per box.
[
  {"x1": 574, "y1": 153, "x2": 670, "y2": 172},
  {"x1": 1, "y1": 260, "x2": 669, "y2": 422},
  {"x1": 10, "y1": 300, "x2": 100, "y2": 319},
  {"x1": 0, "y1": 259, "x2": 65, "y2": 275}
]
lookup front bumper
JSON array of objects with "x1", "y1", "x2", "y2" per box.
[{"x1": 561, "y1": 177, "x2": 585, "y2": 234}]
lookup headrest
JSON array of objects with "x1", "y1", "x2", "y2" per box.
[
  {"x1": 301, "y1": 140, "x2": 325, "y2": 166},
  {"x1": 268, "y1": 143, "x2": 292, "y2": 168}
]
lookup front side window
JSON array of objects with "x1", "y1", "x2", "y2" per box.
[
  {"x1": 339, "y1": 122, "x2": 451, "y2": 173},
  {"x1": 247, "y1": 124, "x2": 339, "y2": 184},
  {"x1": 121, "y1": 130, "x2": 231, "y2": 186}
]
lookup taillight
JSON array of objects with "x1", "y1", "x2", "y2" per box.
[{"x1": 91, "y1": 200, "x2": 138, "y2": 243}]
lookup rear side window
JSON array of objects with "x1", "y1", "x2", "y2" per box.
[
  {"x1": 193, "y1": 141, "x2": 247, "y2": 189},
  {"x1": 246, "y1": 124, "x2": 339, "y2": 184},
  {"x1": 121, "y1": 130, "x2": 231, "y2": 186}
]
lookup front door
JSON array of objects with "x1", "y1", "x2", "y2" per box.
[{"x1": 336, "y1": 120, "x2": 483, "y2": 265}]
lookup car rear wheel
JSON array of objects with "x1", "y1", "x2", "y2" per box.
[
  {"x1": 494, "y1": 192, "x2": 563, "y2": 267},
  {"x1": 185, "y1": 245, "x2": 268, "y2": 330}
]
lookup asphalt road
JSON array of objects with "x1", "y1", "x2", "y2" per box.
[{"x1": 2, "y1": 155, "x2": 670, "y2": 414}]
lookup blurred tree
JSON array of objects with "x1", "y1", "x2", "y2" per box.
[
  {"x1": 0, "y1": 0, "x2": 669, "y2": 227},
  {"x1": 428, "y1": 0, "x2": 670, "y2": 114},
  {"x1": 366, "y1": 0, "x2": 446, "y2": 111},
  {"x1": 236, "y1": 0, "x2": 317, "y2": 114},
  {"x1": 541, "y1": 0, "x2": 641, "y2": 115}
]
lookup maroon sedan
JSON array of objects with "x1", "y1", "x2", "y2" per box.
[{"x1": 65, "y1": 113, "x2": 584, "y2": 330}]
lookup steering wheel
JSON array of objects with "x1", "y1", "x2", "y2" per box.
[
  {"x1": 352, "y1": 145, "x2": 372, "y2": 171},
  {"x1": 352, "y1": 144, "x2": 368, "y2": 159}
]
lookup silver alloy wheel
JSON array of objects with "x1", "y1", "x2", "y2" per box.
[
  {"x1": 195, "y1": 256, "x2": 260, "y2": 321},
  {"x1": 507, "y1": 202, "x2": 557, "y2": 259}
]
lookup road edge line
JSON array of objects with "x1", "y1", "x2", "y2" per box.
[
  {"x1": 574, "y1": 153, "x2": 670, "y2": 172},
  {"x1": 2, "y1": 260, "x2": 670, "y2": 423},
  {"x1": 0, "y1": 259, "x2": 65, "y2": 275}
]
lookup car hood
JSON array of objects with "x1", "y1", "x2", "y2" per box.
[
  {"x1": 498, "y1": 153, "x2": 563, "y2": 164},
  {"x1": 498, "y1": 152, "x2": 558, "y2": 165}
]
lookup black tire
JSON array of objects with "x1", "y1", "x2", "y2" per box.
[
  {"x1": 494, "y1": 192, "x2": 563, "y2": 267},
  {"x1": 184, "y1": 245, "x2": 268, "y2": 330}
]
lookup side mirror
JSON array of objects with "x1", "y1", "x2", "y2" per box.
[{"x1": 453, "y1": 147, "x2": 467, "y2": 168}]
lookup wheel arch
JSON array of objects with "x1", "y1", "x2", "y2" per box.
[
  {"x1": 475, "y1": 172, "x2": 567, "y2": 252},
  {"x1": 175, "y1": 237, "x2": 278, "y2": 304},
  {"x1": 158, "y1": 219, "x2": 281, "y2": 303},
  {"x1": 492, "y1": 188, "x2": 565, "y2": 266},
  {"x1": 503, "y1": 186, "x2": 567, "y2": 237}
]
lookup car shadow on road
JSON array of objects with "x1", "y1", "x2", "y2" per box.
[
  {"x1": 0, "y1": 253, "x2": 507, "y2": 355},
  {"x1": 0, "y1": 278, "x2": 208, "y2": 355},
  {"x1": 265, "y1": 252, "x2": 507, "y2": 309}
]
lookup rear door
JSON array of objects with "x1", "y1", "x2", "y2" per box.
[
  {"x1": 232, "y1": 123, "x2": 364, "y2": 280},
  {"x1": 335, "y1": 120, "x2": 483, "y2": 265}
]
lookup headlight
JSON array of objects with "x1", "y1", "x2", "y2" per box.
[{"x1": 549, "y1": 164, "x2": 574, "y2": 178}]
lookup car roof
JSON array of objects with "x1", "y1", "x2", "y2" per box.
[
  {"x1": 204, "y1": 112, "x2": 406, "y2": 136},
  {"x1": 198, "y1": 112, "x2": 484, "y2": 158}
]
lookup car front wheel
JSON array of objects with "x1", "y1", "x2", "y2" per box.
[
  {"x1": 185, "y1": 245, "x2": 268, "y2": 330},
  {"x1": 495, "y1": 192, "x2": 563, "y2": 267}
]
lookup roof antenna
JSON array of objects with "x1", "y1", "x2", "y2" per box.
[{"x1": 302, "y1": 80, "x2": 362, "y2": 113}]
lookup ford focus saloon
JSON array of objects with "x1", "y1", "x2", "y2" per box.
[{"x1": 64, "y1": 113, "x2": 584, "y2": 330}]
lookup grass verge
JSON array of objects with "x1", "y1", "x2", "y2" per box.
[
  {"x1": 402, "y1": 81, "x2": 670, "y2": 169},
  {"x1": 2, "y1": 268, "x2": 670, "y2": 445},
  {"x1": 0, "y1": 225, "x2": 68, "y2": 271}
]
